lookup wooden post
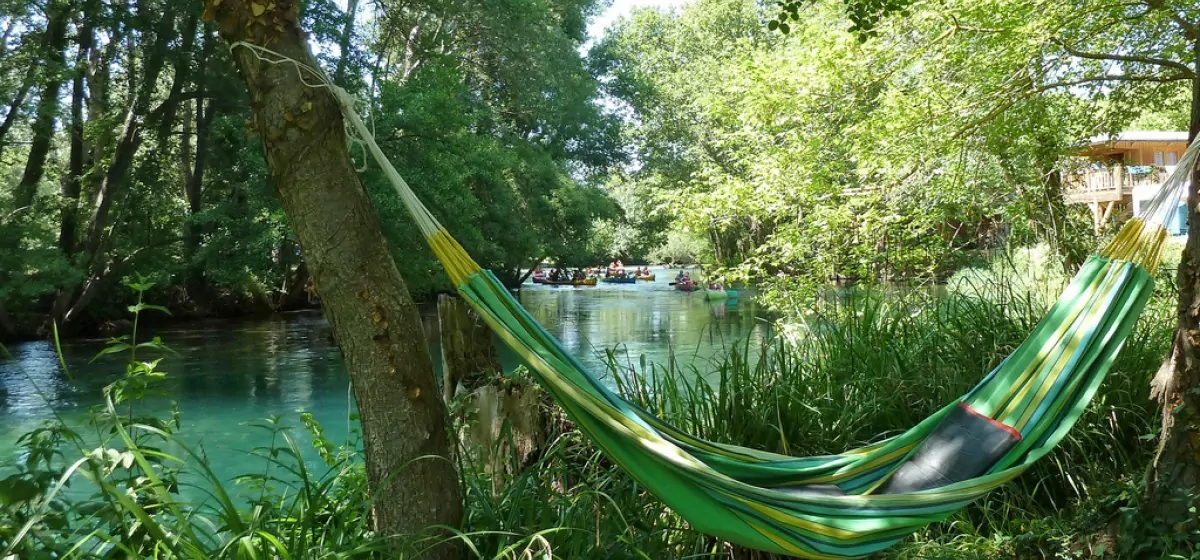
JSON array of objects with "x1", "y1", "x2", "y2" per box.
[
  {"x1": 438, "y1": 294, "x2": 502, "y2": 402},
  {"x1": 1098, "y1": 201, "x2": 1117, "y2": 233}
]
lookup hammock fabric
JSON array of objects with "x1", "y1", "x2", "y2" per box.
[{"x1": 332, "y1": 84, "x2": 1193, "y2": 558}]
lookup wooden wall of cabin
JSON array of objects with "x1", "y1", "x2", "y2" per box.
[{"x1": 1095, "y1": 141, "x2": 1189, "y2": 166}]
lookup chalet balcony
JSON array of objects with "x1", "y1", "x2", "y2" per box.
[{"x1": 1062, "y1": 165, "x2": 1168, "y2": 203}]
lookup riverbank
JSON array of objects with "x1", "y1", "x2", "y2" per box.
[{"x1": 0, "y1": 281, "x2": 323, "y2": 344}]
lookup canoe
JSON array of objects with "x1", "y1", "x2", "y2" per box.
[
  {"x1": 574, "y1": 278, "x2": 598, "y2": 286},
  {"x1": 635, "y1": 274, "x2": 656, "y2": 281},
  {"x1": 544, "y1": 279, "x2": 575, "y2": 286},
  {"x1": 705, "y1": 288, "x2": 728, "y2": 300},
  {"x1": 675, "y1": 283, "x2": 700, "y2": 292},
  {"x1": 532, "y1": 276, "x2": 547, "y2": 284},
  {"x1": 603, "y1": 277, "x2": 637, "y2": 284}
]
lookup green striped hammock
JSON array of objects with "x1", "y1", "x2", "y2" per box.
[{"x1": 334, "y1": 82, "x2": 1191, "y2": 558}]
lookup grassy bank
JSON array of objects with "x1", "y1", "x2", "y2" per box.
[{"x1": 0, "y1": 265, "x2": 1181, "y2": 558}]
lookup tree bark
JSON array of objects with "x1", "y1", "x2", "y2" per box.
[
  {"x1": 183, "y1": 28, "x2": 214, "y2": 304},
  {"x1": 1148, "y1": 34, "x2": 1200, "y2": 526},
  {"x1": 59, "y1": 7, "x2": 96, "y2": 256},
  {"x1": 11, "y1": 0, "x2": 69, "y2": 212},
  {"x1": 332, "y1": 0, "x2": 360, "y2": 86},
  {"x1": 438, "y1": 294, "x2": 501, "y2": 402},
  {"x1": 205, "y1": 0, "x2": 463, "y2": 554},
  {"x1": 57, "y1": 1, "x2": 177, "y2": 328},
  {"x1": 0, "y1": 63, "x2": 36, "y2": 162}
]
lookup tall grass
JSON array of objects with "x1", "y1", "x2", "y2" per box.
[
  {"x1": 465, "y1": 268, "x2": 1175, "y2": 558},
  {"x1": 610, "y1": 273, "x2": 1173, "y2": 557},
  {"x1": 0, "y1": 270, "x2": 1178, "y2": 559}
]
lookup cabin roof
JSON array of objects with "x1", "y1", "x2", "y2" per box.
[{"x1": 1087, "y1": 131, "x2": 1189, "y2": 145}]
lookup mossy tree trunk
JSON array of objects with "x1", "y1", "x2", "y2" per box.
[
  {"x1": 1149, "y1": 32, "x2": 1200, "y2": 530},
  {"x1": 203, "y1": 0, "x2": 463, "y2": 555}
]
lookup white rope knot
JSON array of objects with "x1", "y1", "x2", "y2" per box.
[{"x1": 228, "y1": 41, "x2": 440, "y2": 236}]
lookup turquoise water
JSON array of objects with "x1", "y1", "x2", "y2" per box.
[{"x1": 0, "y1": 268, "x2": 769, "y2": 486}]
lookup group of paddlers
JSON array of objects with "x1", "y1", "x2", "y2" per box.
[
  {"x1": 532, "y1": 262, "x2": 656, "y2": 283},
  {"x1": 675, "y1": 270, "x2": 723, "y2": 291},
  {"x1": 605, "y1": 261, "x2": 652, "y2": 279},
  {"x1": 538, "y1": 268, "x2": 589, "y2": 282}
]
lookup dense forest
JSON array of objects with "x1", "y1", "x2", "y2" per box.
[
  {"x1": 0, "y1": 0, "x2": 626, "y2": 339},
  {"x1": 1, "y1": 0, "x2": 1191, "y2": 339},
  {"x1": 596, "y1": 0, "x2": 1192, "y2": 287}
]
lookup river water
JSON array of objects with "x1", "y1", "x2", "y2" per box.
[{"x1": 0, "y1": 268, "x2": 768, "y2": 482}]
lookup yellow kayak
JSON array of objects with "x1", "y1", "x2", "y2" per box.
[{"x1": 635, "y1": 274, "x2": 656, "y2": 281}]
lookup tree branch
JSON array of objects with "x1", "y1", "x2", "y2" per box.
[
  {"x1": 1036, "y1": 72, "x2": 1193, "y2": 90},
  {"x1": 147, "y1": 90, "x2": 215, "y2": 122},
  {"x1": 1052, "y1": 38, "x2": 1195, "y2": 76},
  {"x1": 1144, "y1": 0, "x2": 1199, "y2": 37},
  {"x1": 951, "y1": 72, "x2": 1190, "y2": 141}
]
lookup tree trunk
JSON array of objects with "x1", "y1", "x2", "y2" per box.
[
  {"x1": 0, "y1": 301, "x2": 15, "y2": 339},
  {"x1": 184, "y1": 98, "x2": 214, "y2": 302},
  {"x1": 280, "y1": 258, "x2": 312, "y2": 310},
  {"x1": 205, "y1": 1, "x2": 463, "y2": 554},
  {"x1": 515, "y1": 258, "x2": 542, "y2": 286},
  {"x1": 11, "y1": 0, "x2": 69, "y2": 212},
  {"x1": 0, "y1": 18, "x2": 14, "y2": 59},
  {"x1": 332, "y1": 0, "x2": 360, "y2": 86},
  {"x1": 57, "y1": 2, "x2": 177, "y2": 328},
  {"x1": 155, "y1": 9, "x2": 199, "y2": 143},
  {"x1": 438, "y1": 294, "x2": 501, "y2": 402},
  {"x1": 60, "y1": 9, "x2": 95, "y2": 256},
  {"x1": 2, "y1": 1, "x2": 69, "y2": 338},
  {"x1": 1147, "y1": 35, "x2": 1200, "y2": 527},
  {"x1": 184, "y1": 30, "x2": 214, "y2": 305},
  {"x1": 0, "y1": 63, "x2": 36, "y2": 162}
]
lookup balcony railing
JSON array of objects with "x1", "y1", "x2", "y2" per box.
[{"x1": 1063, "y1": 165, "x2": 1168, "y2": 203}]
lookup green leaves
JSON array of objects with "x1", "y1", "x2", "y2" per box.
[
  {"x1": 91, "y1": 340, "x2": 133, "y2": 362},
  {"x1": 125, "y1": 279, "x2": 155, "y2": 294},
  {"x1": 364, "y1": 33, "x2": 622, "y2": 286},
  {"x1": 599, "y1": 0, "x2": 1149, "y2": 294},
  {"x1": 770, "y1": 0, "x2": 912, "y2": 38},
  {"x1": 136, "y1": 336, "x2": 177, "y2": 355},
  {"x1": 127, "y1": 303, "x2": 171, "y2": 316}
]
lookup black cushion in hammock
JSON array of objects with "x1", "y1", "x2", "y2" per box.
[
  {"x1": 772, "y1": 403, "x2": 1020, "y2": 498},
  {"x1": 877, "y1": 402, "x2": 1021, "y2": 494}
]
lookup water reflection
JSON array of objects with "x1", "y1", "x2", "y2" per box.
[
  {"x1": 0, "y1": 267, "x2": 770, "y2": 480},
  {"x1": 514, "y1": 269, "x2": 770, "y2": 383}
]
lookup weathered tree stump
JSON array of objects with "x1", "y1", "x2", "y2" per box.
[
  {"x1": 459, "y1": 378, "x2": 548, "y2": 494},
  {"x1": 437, "y1": 294, "x2": 502, "y2": 402},
  {"x1": 438, "y1": 295, "x2": 547, "y2": 492}
]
